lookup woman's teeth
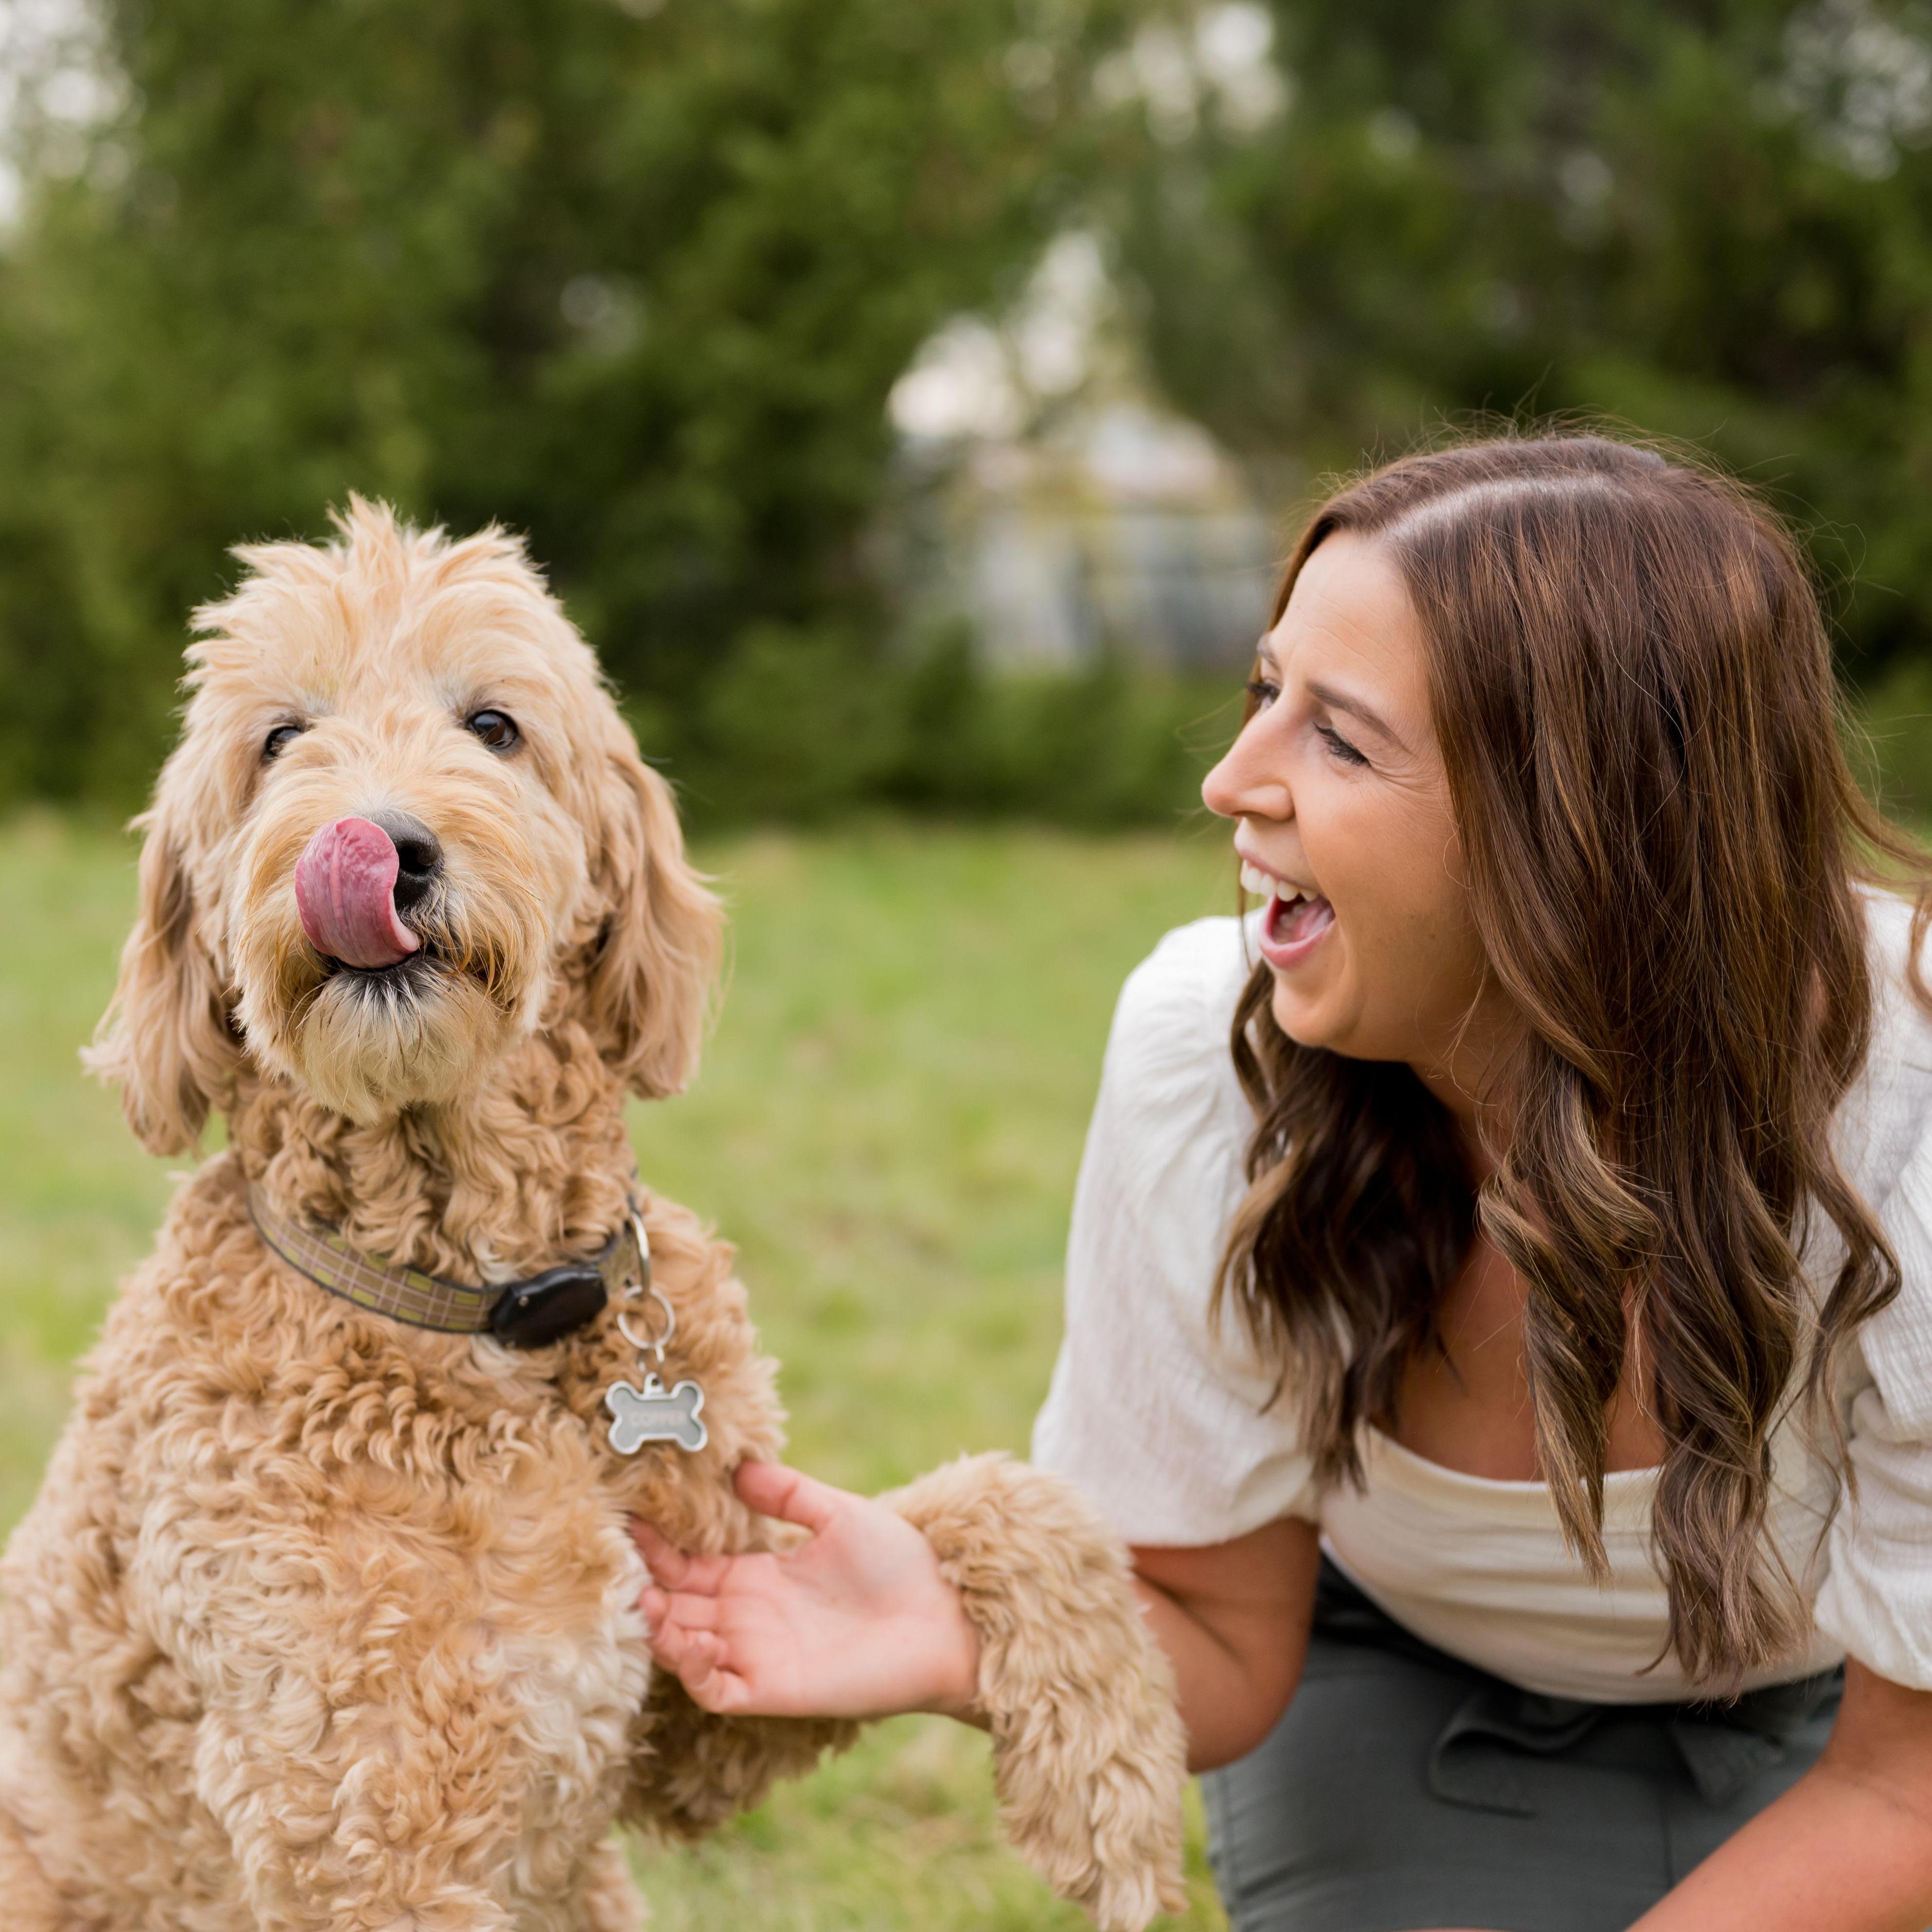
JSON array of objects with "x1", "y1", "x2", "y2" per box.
[{"x1": 1241, "y1": 862, "x2": 1301, "y2": 902}]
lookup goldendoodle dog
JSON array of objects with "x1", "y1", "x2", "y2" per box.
[{"x1": 0, "y1": 501, "x2": 1185, "y2": 1932}]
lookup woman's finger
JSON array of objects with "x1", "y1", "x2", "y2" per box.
[
  {"x1": 683, "y1": 1657, "x2": 756, "y2": 1715},
  {"x1": 630, "y1": 1518, "x2": 689, "y2": 1583},
  {"x1": 734, "y1": 1459, "x2": 850, "y2": 1535},
  {"x1": 631, "y1": 1518, "x2": 729, "y2": 1595},
  {"x1": 656, "y1": 1627, "x2": 757, "y2": 1714},
  {"x1": 653, "y1": 1589, "x2": 723, "y2": 1635},
  {"x1": 648, "y1": 1616, "x2": 718, "y2": 1680}
]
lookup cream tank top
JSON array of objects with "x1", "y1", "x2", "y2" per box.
[{"x1": 1318, "y1": 1426, "x2": 1840, "y2": 1699}]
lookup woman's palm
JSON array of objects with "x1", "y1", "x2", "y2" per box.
[{"x1": 634, "y1": 1462, "x2": 979, "y2": 1720}]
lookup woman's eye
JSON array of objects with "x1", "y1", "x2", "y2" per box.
[
  {"x1": 262, "y1": 722, "x2": 306, "y2": 761},
  {"x1": 1244, "y1": 677, "x2": 1281, "y2": 710},
  {"x1": 466, "y1": 709, "x2": 521, "y2": 753},
  {"x1": 1315, "y1": 722, "x2": 1369, "y2": 768}
]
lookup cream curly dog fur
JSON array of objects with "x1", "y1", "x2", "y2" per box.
[{"x1": 0, "y1": 502, "x2": 1186, "y2": 1932}]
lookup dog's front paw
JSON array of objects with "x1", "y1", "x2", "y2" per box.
[{"x1": 884, "y1": 1453, "x2": 1188, "y2": 1932}]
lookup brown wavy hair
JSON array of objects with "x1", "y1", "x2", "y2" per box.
[{"x1": 1215, "y1": 430, "x2": 1930, "y2": 1686}]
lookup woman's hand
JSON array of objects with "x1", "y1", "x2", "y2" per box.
[{"x1": 632, "y1": 1461, "x2": 983, "y2": 1722}]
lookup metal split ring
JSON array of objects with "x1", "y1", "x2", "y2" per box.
[
  {"x1": 616, "y1": 1289, "x2": 677, "y2": 1361},
  {"x1": 615, "y1": 1212, "x2": 670, "y2": 1358}
]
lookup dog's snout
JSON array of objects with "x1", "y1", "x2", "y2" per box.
[{"x1": 365, "y1": 810, "x2": 443, "y2": 911}]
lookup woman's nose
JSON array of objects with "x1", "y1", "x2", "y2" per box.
[{"x1": 1202, "y1": 718, "x2": 1292, "y2": 823}]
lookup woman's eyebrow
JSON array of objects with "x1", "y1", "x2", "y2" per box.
[{"x1": 1306, "y1": 678, "x2": 1404, "y2": 747}]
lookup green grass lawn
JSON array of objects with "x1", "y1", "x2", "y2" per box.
[{"x1": 0, "y1": 809, "x2": 1236, "y2": 1931}]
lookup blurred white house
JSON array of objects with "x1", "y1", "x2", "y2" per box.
[{"x1": 886, "y1": 232, "x2": 1284, "y2": 676}]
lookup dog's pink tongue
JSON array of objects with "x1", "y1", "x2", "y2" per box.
[{"x1": 294, "y1": 817, "x2": 421, "y2": 969}]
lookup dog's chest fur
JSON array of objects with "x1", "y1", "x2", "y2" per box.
[{"x1": 0, "y1": 1144, "x2": 781, "y2": 1929}]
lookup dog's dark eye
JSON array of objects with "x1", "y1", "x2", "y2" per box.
[
  {"x1": 262, "y1": 722, "x2": 306, "y2": 761},
  {"x1": 466, "y1": 709, "x2": 520, "y2": 754}
]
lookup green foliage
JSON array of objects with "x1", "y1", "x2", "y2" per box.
[
  {"x1": 1856, "y1": 653, "x2": 1932, "y2": 820},
  {"x1": 0, "y1": 0, "x2": 1134, "y2": 807},
  {"x1": 666, "y1": 623, "x2": 1237, "y2": 826},
  {"x1": 1119, "y1": 0, "x2": 1932, "y2": 670},
  {"x1": 31, "y1": 0, "x2": 1932, "y2": 813}
]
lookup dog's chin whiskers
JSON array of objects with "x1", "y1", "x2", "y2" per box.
[
  {"x1": 331, "y1": 952, "x2": 445, "y2": 1004},
  {"x1": 266, "y1": 917, "x2": 531, "y2": 1121},
  {"x1": 427, "y1": 928, "x2": 524, "y2": 1010}
]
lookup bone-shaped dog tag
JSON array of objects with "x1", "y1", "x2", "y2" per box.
[{"x1": 605, "y1": 1373, "x2": 708, "y2": 1454}]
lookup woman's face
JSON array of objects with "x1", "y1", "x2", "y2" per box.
[{"x1": 1203, "y1": 532, "x2": 1510, "y2": 1097}]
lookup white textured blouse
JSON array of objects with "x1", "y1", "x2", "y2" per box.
[{"x1": 1031, "y1": 893, "x2": 1932, "y2": 1703}]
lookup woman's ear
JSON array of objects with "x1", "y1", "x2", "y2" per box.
[
  {"x1": 584, "y1": 736, "x2": 723, "y2": 1099},
  {"x1": 84, "y1": 805, "x2": 239, "y2": 1155}
]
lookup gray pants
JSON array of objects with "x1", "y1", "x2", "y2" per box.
[{"x1": 1199, "y1": 1560, "x2": 1841, "y2": 1932}]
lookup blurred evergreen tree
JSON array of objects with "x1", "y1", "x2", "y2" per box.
[
  {"x1": 0, "y1": 0, "x2": 1130, "y2": 804},
  {"x1": 1119, "y1": 0, "x2": 1932, "y2": 671},
  {"x1": 22, "y1": 0, "x2": 1932, "y2": 815}
]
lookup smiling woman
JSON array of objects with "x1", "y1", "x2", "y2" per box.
[
  {"x1": 634, "y1": 432, "x2": 1932, "y2": 1932},
  {"x1": 1212, "y1": 534, "x2": 1501, "y2": 1077}
]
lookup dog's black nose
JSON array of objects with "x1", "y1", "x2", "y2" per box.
[{"x1": 365, "y1": 809, "x2": 444, "y2": 913}]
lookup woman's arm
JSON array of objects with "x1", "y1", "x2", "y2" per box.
[
  {"x1": 636, "y1": 1462, "x2": 1320, "y2": 1771},
  {"x1": 1131, "y1": 1519, "x2": 1321, "y2": 1770},
  {"x1": 1631, "y1": 1658, "x2": 1932, "y2": 1932}
]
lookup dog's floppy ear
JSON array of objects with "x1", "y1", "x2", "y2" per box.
[
  {"x1": 584, "y1": 734, "x2": 722, "y2": 1098},
  {"x1": 84, "y1": 803, "x2": 239, "y2": 1155}
]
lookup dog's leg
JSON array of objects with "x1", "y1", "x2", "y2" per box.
[
  {"x1": 576, "y1": 1836, "x2": 646, "y2": 1932},
  {"x1": 882, "y1": 1453, "x2": 1189, "y2": 1932},
  {"x1": 609, "y1": 1281, "x2": 862, "y2": 1844}
]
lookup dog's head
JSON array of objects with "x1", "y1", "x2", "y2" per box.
[{"x1": 89, "y1": 498, "x2": 720, "y2": 1149}]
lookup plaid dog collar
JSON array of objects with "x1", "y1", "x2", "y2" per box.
[{"x1": 247, "y1": 1185, "x2": 644, "y2": 1349}]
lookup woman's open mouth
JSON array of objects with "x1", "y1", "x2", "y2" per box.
[{"x1": 1243, "y1": 861, "x2": 1336, "y2": 969}]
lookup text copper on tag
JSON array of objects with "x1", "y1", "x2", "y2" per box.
[{"x1": 606, "y1": 1374, "x2": 708, "y2": 1454}]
